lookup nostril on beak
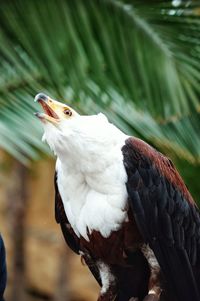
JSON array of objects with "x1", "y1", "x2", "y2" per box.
[{"x1": 34, "y1": 93, "x2": 48, "y2": 103}]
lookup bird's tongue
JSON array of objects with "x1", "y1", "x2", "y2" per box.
[{"x1": 39, "y1": 99, "x2": 59, "y2": 119}]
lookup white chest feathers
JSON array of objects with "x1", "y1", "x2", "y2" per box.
[{"x1": 56, "y1": 144, "x2": 128, "y2": 241}]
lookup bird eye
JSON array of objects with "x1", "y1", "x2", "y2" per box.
[{"x1": 63, "y1": 109, "x2": 72, "y2": 116}]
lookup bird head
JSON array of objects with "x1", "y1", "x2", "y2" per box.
[
  {"x1": 34, "y1": 93, "x2": 79, "y2": 123},
  {"x1": 34, "y1": 93, "x2": 124, "y2": 167}
]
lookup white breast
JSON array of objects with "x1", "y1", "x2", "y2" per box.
[{"x1": 56, "y1": 141, "x2": 128, "y2": 241}]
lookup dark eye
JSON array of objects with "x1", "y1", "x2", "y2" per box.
[{"x1": 63, "y1": 109, "x2": 72, "y2": 116}]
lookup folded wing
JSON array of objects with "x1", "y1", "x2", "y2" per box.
[{"x1": 122, "y1": 137, "x2": 200, "y2": 301}]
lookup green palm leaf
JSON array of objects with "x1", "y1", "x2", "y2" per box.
[{"x1": 0, "y1": 0, "x2": 200, "y2": 167}]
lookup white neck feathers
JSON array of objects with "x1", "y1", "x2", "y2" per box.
[{"x1": 56, "y1": 136, "x2": 128, "y2": 241}]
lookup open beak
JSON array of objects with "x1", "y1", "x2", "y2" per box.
[{"x1": 34, "y1": 93, "x2": 69, "y2": 124}]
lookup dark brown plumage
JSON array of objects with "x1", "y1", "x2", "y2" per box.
[{"x1": 122, "y1": 138, "x2": 200, "y2": 301}]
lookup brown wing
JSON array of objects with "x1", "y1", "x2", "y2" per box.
[{"x1": 122, "y1": 137, "x2": 200, "y2": 301}]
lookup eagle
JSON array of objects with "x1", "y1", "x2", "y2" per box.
[{"x1": 34, "y1": 93, "x2": 200, "y2": 301}]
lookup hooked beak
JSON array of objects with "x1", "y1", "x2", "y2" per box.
[{"x1": 34, "y1": 93, "x2": 77, "y2": 124}]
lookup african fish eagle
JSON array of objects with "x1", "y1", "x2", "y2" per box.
[{"x1": 34, "y1": 93, "x2": 200, "y2": 301}]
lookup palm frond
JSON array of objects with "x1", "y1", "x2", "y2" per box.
[{"x1": 0, "y1": 0, "x2": 200, "y2": 165}]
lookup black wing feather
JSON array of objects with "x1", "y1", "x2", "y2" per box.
[{"x1": 122, "y1": 138, "x2": 200, "y2": 301}]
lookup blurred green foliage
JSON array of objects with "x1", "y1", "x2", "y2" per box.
[{"x1": 0, "y1": 0, "x2": 199, "y2": 201}]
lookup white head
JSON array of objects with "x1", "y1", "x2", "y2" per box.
[{"x1": 34, "y1": 93, "x2": 126, "y2": 171}]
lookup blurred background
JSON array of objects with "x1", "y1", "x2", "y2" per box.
[{"x1": 0, "y1": 0, "x2": 200, "y2": 300}]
